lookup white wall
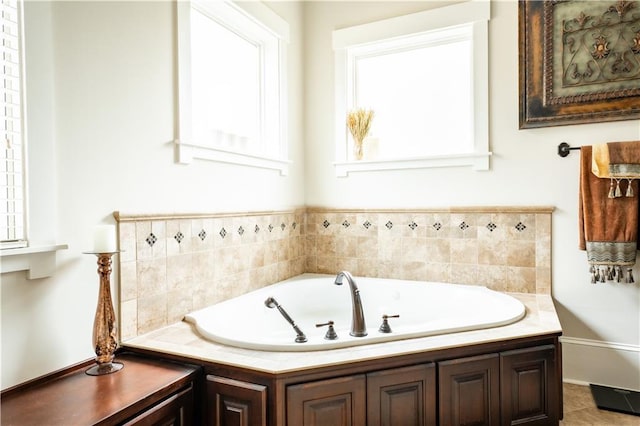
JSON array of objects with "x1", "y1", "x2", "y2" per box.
[
  {"x1": 2, "y1": 0, "x2": 639, "y2": 392},
  {"x1": 303, "y1": 1, "x2": 640, "y2": 390},
  {"x1": 1, "y1": 0, "x2": 305, "y2": 389}
]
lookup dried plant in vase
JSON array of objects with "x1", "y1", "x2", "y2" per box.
[{"x1": 346, "y1": 108, "x2": 374, "y2": 160}]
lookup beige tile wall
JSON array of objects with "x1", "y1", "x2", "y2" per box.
[
  {"x1": 116, "y1": 210, "x2": 306, "y2": 340},
  {"x1": 115, "y1": 206, "x2": 552, "y2": 340},
  {"x1": 305, "y1": 207, "x2": 552, "y2": 294}
]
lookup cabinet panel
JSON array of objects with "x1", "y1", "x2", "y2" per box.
[
  {"x1": 286, "y1": 374, "x2": 366, "y2": 426},
  {"x1": 439, "y1": 353, "x2": 500, "y2": 426},
  {"x1": 206, "y1": 375, "x2": 267, "y2": 426},
  {"x1": 367, "y1": 363, "x2": 436, "y2": 426},
  {"x1": 122, "y1": 385, "x2": 193, "y2": 426},
  {"x1": 500, "y1": 344, "x2": 558, "y2": 426}
]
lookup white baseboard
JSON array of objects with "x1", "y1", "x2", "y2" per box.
[{"x1": 560, "y1": 336, "x2": 640, "y2": 392}]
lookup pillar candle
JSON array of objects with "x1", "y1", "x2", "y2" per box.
[{"x1": 93, "y1": 225, "x2": 117, "y2": 253}]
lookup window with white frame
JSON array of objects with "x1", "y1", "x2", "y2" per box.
[
  {"x1": 333, "y1": 1, "x2": 491, "y2": 176},
  {"x1": 1, "y1": 0, "x2": 26, "y2": 249},
  {"x1": 176, "y1": 0, "x2": 290, "y2": 175}
]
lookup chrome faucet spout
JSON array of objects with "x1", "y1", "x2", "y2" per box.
[{"x1": 334, "y1": 271, "x2": 367, "y2": 337}]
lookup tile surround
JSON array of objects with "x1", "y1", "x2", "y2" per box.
[
  {"x1": 116, "y1": 210, "x2": 306, "y2": 340},
  {"x1": 115, "y1": 206, "x2": 553, "y2": 340}
]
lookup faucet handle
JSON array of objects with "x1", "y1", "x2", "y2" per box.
[
  {"x1": 378, "y1": 314, "x2": 400, "y2": 333},
  {"x1": 316, "y1": 321, "x2": 338, "y2": 340}
]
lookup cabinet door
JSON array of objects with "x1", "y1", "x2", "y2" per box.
[
  {"x1": 286, "y1": 374, "x2": 366, "y2": 426},
  {"x1": 367, "y1": 363, "x2": 436, "y2": 426},
  {"x1": 121, "y1": 385, "x2": 194, "y2": 426},
  {"x1": 206, "y1": 375, "x2": 267, "y2": 426},
  {"x1": 439, "y1": 353, "x2": 500, "y2": 426},
  {"x1": 500, "y1": 344, "x2": 558, "y2": 426}
]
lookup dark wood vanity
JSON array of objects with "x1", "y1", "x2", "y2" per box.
[
  {"x1": 199, "y1": 333, "x2": 561, "y2": 425},
  {"x1": 0, "y1": 333, "x2": 561, "y2": 425}
]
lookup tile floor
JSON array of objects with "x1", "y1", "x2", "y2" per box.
[{"x1": 561, "y1": 383, "x2": 639, "y2": 425}]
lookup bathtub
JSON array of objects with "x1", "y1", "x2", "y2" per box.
[{"x1": 184, "y1": 273, "x2": 526, "y2": 351}]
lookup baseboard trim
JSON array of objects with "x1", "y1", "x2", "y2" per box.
[
  {"x1": 561, "y1": 336, "x2": 640, "y2": 392},
  {"x1": 560, "y1": 336, "x2": 640, "y2": 353}
]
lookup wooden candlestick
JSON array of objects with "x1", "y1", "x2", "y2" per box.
[{"x1": 85, "y1": 252, "x2": 123, "y2": 376}]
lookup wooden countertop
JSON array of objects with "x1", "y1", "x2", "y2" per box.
[{"x1": 0, "y1": 353, "x2": 200, "y2": 426}]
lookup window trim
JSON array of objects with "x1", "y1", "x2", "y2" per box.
[
  {"x1": 175, "y1": 0, "x2": 291, "y2": 175},
  {"x1": 0, "y1": 244, "x2": 68, "y2": 279},
  {"x1": 332, "y1": 0, "x2": 491, "y2": 176}
]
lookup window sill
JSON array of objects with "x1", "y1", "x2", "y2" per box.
[
  {"x1": 0, "y1": 244, "x2": 68, "y2": 279},
  {"x1": 334, "y1": 152, "x2": 492, "y2": 177},
  {"x1": 175, "y1": 140, "x2": 291, "y2": 176}
]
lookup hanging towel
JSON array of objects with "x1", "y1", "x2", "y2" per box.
[
  {"x1": 592, "y1": 141, "x2": 640, "y2": 198},
  {"x1": 579, "y1": 145, "x2": 639, "y2": 283},
  {"x1": 591, "y1": 144, "x2": 610, "y2": 178},
  {"x1": 607, "y1": 141, "x2": 640, "y2": 178}
]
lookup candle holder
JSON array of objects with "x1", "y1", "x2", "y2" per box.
[{"x1": 84, "y1": 251, "x2": 123, "y2": 376}]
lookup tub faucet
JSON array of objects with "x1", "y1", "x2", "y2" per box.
[
  {"x1": 334, "y1": 271, "x2": 367, "y2": 337},
  {"x1": 264, "y1": 297, "x2": 307, "y2": 343}
]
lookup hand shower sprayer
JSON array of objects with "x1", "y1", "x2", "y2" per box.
[{"x1": 264, "y1": 297, "x2": 307, "y2": 343}]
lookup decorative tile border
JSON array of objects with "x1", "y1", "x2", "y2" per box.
[
  {"x1": 115, "y1": 209, "x2": 306, "y2": 340},
  {"x1": 304, "y1": 208, "x2": 551, "y2": 295},
  {"x1": 115, "y1": 206, "x2": 553, "y2": 340}
]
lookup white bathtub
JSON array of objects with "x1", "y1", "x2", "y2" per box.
[{"x1": 184, "y1": 273, "x2": 526, "y2": 351}]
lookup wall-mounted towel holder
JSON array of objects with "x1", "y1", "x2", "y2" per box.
[{"x1": 558, "y1": 142, "x2": 580, "y2": 157}]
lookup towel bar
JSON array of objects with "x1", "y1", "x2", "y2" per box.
[{"x1": 558, "y1": 142, "x2": 581, "y2": 157}]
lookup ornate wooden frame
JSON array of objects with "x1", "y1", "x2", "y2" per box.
[{"x1": 519, "y1": 0, "x2": 640, "y2": 129}]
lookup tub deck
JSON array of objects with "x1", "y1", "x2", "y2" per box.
[{"x1": 122, "y1": 292, "x2": 561, "y2": 374}]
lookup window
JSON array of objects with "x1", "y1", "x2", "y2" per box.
[
  {"x1": 1, "y1": 0, "x2": 26, "y2": 249},
  {"x1": 0, "y1": 0, "x2": 66, "y2": 278},
  {"x1": 176, "y1": 0, "x2": 290, "y2": 175},
  {"x1": 333, "y1": 1, "x2": 491, "y2": 176}
]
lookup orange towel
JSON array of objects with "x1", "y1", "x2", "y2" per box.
[
  {"x1": 608, "y1": 141, "x2": 640, "y2": 178},
  {"x1": 578, "y1": 145, "x2": 639, "y2": 283}
]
